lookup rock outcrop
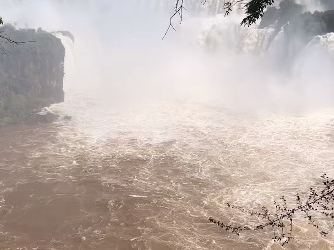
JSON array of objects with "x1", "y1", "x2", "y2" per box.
[
  {"x1": 258, "y1": 1, "x2": 334, "y2": 59},
  {"x1": 260, "y1": 1, "x2": 334, "y2": 39},
  {"x1": 0, "y1": 24, "x2": 65, "y2": 126}
]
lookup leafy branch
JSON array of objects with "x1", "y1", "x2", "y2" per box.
[
  {"x1": 209, "y1": 174, "x2": 334, "y2": 246},
  {"x1": 164, "y1": 0, "x2": 276, "y2": 38}
]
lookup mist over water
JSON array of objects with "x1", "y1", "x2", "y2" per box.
[
  {"x1": 1, "y1": 0, "x2": 334, "y2": 249},
  {"x1": 2, "y1": 0, "x2": 334, "y2": 113}
]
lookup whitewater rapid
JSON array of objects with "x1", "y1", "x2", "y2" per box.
[
  {"x1": 1, "y1": 90, "x2": 334, "y2": 249},
  {"x1": 1, "y1": 1, "x2": 334, "y2": 249}
]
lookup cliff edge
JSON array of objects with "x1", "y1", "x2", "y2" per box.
[{"x1": 0, "y1": 24, "x2": 65, "y2": 126}]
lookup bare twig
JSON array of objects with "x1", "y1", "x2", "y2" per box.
[
  {"x1": 0, "y1": 31, "x2": 35, "y2": 55},
  {"x1": 163, "y1": 0, "x2": 186, "y2": 39},
  {"x1": 164, "y1": 0, "x2": 276, "y2": 38},
  {"x1": 209, "y1": 174, "x2": 334, "y2": 245}
]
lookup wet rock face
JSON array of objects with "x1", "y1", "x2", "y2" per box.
[
  {"x1": 320, "y1": 0, "x2": 334, "y2": 10},
  {"x1": 258, "y1": 1, "x2": 334, "y2": 58},
  {"x1": 26, "y1": 107, "x2": 60, "y2": 125},
  {"x1": 0, "y1": 24, "x2": 65, "y2": 125},
  {"x1": 259, "y1": 0, "x2": 305, "y2": 29},
  {"x1": 260, "y1": 0, "x2": 334, "y2": 37}
]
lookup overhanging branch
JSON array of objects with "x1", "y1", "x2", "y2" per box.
[{"x1": 164, "y1": 0, "x2": 276, "y2": 38}]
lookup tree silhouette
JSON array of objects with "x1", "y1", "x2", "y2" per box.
[{"x1": 209, "y1": 174, "x2": 334, "y2": 246}]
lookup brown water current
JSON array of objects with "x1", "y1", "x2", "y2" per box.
[{"x1": 1, "y1": 99, "x2": 334, "y2": 250}]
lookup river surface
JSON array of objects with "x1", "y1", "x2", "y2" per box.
[
  {"x1": 1, "y1": 91, "x2": 334, "y2": 250},
  {"x1": 1, "y1": 0, "x2": 334, "y2": 248}
]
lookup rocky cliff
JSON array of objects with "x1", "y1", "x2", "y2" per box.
[
  {"x1": 0, "y1": 24, "x2": 65, "y2": 126},
  {"x1": 257, "y1": 0, "x2": 334, "y2": 60},
  {"x1": 260, "y1": 0, "x2": 334, "y2": 39}
]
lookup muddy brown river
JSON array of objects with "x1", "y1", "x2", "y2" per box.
[{"x1": 1, "y1": 97, "x2": 334, "y2": 250}]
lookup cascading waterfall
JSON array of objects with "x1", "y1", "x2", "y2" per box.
[
  {"x1": 194, "y1": 0, "x2": 334, "y2": 57},
  {"x1": 307, "y1": 32, "x2": 334, "y2": 54},
  {"x1": 197, "y1": 15, "x2": 277, "y2": 53},
  {"x1": 1, "y1": 1, "x2": 334, "y2": 250},
  {"x1": 54, "y1": 32, "x2": 76, "y2": 92},
  {"x1": 197, "y1": 14, "x2": 334, "y2": 56}
]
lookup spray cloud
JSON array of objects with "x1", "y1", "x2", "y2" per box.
[{"x1": 0, "y1": 0, "x2": 333, "y2": 114}]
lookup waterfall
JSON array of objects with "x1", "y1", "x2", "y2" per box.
[
  {"x1": 197, "y1": 16, "x2": 276, "y2": 54},
  {"x1": 54, "y1": 32, "x2": 75, "y2": 95},
  {"x1": 196, "y1": 9, "x2": 334, "y2": 58},
  {"x1": 307, "y1": 32, "x2": 334, "y2": 55}
]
